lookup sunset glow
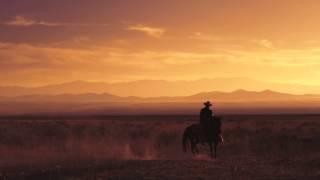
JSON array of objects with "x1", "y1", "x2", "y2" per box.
[{"x1": 1, "y1": 0, "x2": 320, "y2": 90}]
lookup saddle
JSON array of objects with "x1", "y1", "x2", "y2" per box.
[{"x1": 195, "y1": 124, "x2": 223, "y2": 143}]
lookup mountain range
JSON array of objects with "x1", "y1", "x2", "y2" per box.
[
  {"x1": 1, "y1": 77, "x2": 320, "y2": 97},
  {"x1": 1, "y1": 88, "x2": 320, "y2": 115},
  {"x1": 1, "y1": 78, "x2": 320, "y2": 115},
  {"x1": 1, "y1": 89, "x2": 320, "y2": 103}
]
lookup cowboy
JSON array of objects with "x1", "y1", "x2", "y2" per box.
[{"x1": 200, "y1": 101, "x2": 213, "y2": 126}]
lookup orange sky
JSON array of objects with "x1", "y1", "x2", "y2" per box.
[{"x1": 1, "y1": 0, "x2": 320, "y2": 90}]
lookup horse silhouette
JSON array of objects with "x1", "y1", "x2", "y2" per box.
[{"x1": 182, "y1": 116, "x2": 223, "y2": 158}]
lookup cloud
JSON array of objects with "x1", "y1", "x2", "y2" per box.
[
  {"x1": 4, "y1": 16, "x2": 108, "y2": 27},
  {"x1": 189, "y1": 32, "x2": 221, "y2": 41},
  {"x1": 2, "y1": 40, "x2": 320, "y2": 86},
  {"x1": 2, "y1": 41, "x2": 319, "y2": 74},
  {"x1": 254, "y1": 39, "x2": 275, "y2": 49},
  {"x1": 0, "y1": 42, "x2": 233, "y2": 77},
  {"x1": 127, "y1": 25, "x2": 165, "y2": 38},
  {"x1": 5, "y1": 16, "x2": 61, "y2": 27}
]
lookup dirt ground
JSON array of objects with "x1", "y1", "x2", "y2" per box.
[{"x1": 0, "y1": 115, "x2": 319, "y2": 179}]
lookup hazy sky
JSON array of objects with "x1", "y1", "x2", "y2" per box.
[{"x1": 1, "y1": 0, "x2": 320, "y2": 87}]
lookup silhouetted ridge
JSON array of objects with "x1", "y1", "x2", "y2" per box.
[{"x1": 2, "y1": 78, "x2": 320, "y2": 97}]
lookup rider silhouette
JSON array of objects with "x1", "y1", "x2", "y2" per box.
[
  {"x1": 200, "y1": 101, "x2": 214, "y2": 138},
  {"x1": 199, "y1": 101, "x2": 223, "y2": 143},
  {"x1": 200, "y1": 101, "x2": 213, "y2": 126}
]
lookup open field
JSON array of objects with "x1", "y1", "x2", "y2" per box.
[{"x1": 0, "y1": 115, "x2": 319, "y2": 179}]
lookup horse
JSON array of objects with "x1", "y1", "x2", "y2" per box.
[{"x1": 182, "y1": 116, "x2": 223, "y2": 158}]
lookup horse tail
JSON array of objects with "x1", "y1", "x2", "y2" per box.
[{"x1": 183, "y1": 128, "x2": 189, "y2": 152}]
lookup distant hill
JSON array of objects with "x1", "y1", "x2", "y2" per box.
[
  {"x1": 1, "y1": 89, "x2": 320, "y2": 103},
  {"x1": 1, "y1": 89, "x2": 320, "y2": 115},
  {"x1": 0, "y1": 93, "x2": 123, "y2": 102},
  {"x1": 1, "y1": 78, "x2": 320, "y2": 97},
  {"x1": 185, "y1": 89, "x2": 314, "y2": 102}
]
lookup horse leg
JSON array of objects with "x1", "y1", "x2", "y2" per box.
[
  {"x1": 194, "y1": 143, "x2": 199, "y2": 154},
  {"x1": 214, "y1": 142, "x2": 217, "y2": 158},
  {"x1": 191, "y1": 137, "x2": 199, "y2": 154},
  {"x1": 191, "y1": 140, "x2": 195, "y2": 154},
  {"x1": 209, "y1": 142, "x2": 214, "y2": 159}
]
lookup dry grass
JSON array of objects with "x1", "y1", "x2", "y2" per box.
[{"x1": 0, "y1": 115, "x2": 319, "y2": 179}]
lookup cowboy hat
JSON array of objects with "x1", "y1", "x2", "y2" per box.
[{"x1": 203, "y1": 101, "x2": 212, "y2": 106}]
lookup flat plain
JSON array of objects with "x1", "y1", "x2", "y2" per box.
[{"x1": 0, "y1": 115, "x2": 319, "y2": 179}]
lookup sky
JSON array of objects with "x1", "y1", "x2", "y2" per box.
[{"x1": 1, "y1": 0, "x2": 320, "y2": 88}]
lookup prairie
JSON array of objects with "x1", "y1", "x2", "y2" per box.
[{"x1": 0, "y1": 115, "x2": 319, "y2": 179}]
